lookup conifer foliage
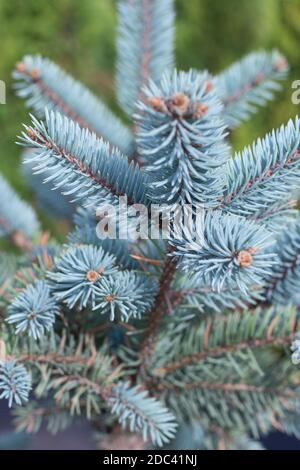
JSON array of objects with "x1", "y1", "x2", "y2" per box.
[{"x1": 1, "y1": 0, "x2": 300, "y2": 450}]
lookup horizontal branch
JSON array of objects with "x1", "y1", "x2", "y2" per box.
[
  {"x1": 264, "y1": 216, "x2": 300, "y2": 304},
  {"x1": 14, "y1": 56, "x2": 134, "y2": 156},
  {"x1": 17, "y1": 65, "x2": 97, "y2": 134},
  {"x1": 17, "y1": 353, "x2": 94, "y2": 367},
  {"x1": 222, "y1": 118, "x2": 300, "y2": 219},
  {"x1": 156, "y1": 381, "x2": 297, "y2": 400},
  {"x1": 19, "y1": 111, "x2": 150, "y2": 207},
  {"x1": 153, "y1": 332, "x2": 297, "y2": 377},
  {"x1": 214, "y1": 50, "x2": 288, "y2": 128}
]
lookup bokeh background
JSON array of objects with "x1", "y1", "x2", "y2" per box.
[
  {"x1": 1, "y1": 0, "x2": 300, "y2": 196},
  {"x1": 0, "y1": 0, "x2": 300, "y2": 450}
]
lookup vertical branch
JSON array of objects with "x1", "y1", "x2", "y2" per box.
[
  {"x1": 116, "y1": 0, "x2": 175, "y2": 117},
  {"x1": 139, "y1": 0, "x2": 152, "y2": 103},
  {"x1": 138, "y1": 247, "x2": 177, "y2": 373}
]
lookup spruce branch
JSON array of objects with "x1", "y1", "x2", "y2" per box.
[
  {"x1": 150, "y1": 306, "x2": 299, "y2": 378},
  {"x1": 157, "y1": 381, "x2": 298, "y2": 398},
  {"x1": 171, "y1": 211, "x2": 275, "y2": 294},
  {"x1": 14, "y1": 55, "x2": 134, "y2": 155},
  {"x1": 6, "y1": 280, "x2": 59, "y2": 340},
  {"x1": 117, "y1": 0, "x2": 175, "y2": 116},
  {"x1": 0, "y1": 174, "x2": 39, "y2": 251},
  {"x1": 136, "y1": 70, "x2": 229, "y2": 206},
  {"x1": 214, "y1": 50, "x2": 288, "y2": 128},
  {"x1": 0, "y1": 360, "x2": 31, "y2": 408},
  {"x1": 248, "y1": 198, "x2": 297, "y2": 233},
  {"x1": 48, "y1": 244, "x2": 157, "y2": 320},
  {"x1": 109, "y1": 381, "x2": 177, "y2": 447},
  {"x1": 13, "y1": 331, "x2": 98, "y2": 368},
  {"x1": 92, "y1": 271, "x2": 157, "y2": 322},
  {"x1": 265, "y1": 215, "x2": 300, "y2": 304},
  {"x1": 171, "y1": 280, "x2": 265, "y2": 315},
  {"x1": 13, "y1": 403, "x2": 72, "y2": 434},
  {"x1": 160, "y1": 380, "x2": 300, "y2": 438},
  {"x1": 18, "y1": 353, "x2": 94, "y2": 367},
  {"x1": 22, "y1": 149, "x2": 75, "y2": 221},
  {"x1": 4, "y1": 0, "x2": 300, "y2": 450},
  {"x1": 138, "y1": 247, "x2": 177, "y2": 372},
  {"x1": 68, "y1": 207, "x2": 140, "y2": 270},
  {"x1": 48, "y1": 245, "x2": 119, "y2": 310},
  {"x1": 222, "y1": 117, "x2": 300, "y2": 221},
  {"x1": 19, "y1": 110, "x2": 150, "y2": 207},
  {"x1": 46, "y1": 372, "x2": 177, "y2": 446}
]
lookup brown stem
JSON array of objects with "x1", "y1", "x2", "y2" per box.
[
  {"x1": 170, "y1": 283, "x2": 263, "y2": 310},
  {"x1": 265, "y1": 253, "x2": 300, "y2": 300},
  {"x1": 153, "y1": 331, "x2": 298, "y2": 377},
  {"x1": 223, "y1": 59, "x2": 287, "y2": 106},
  {"x1": 18, "y1": 67, "x2": 108, "y2": 145},
  {"x1": 138, "y1": 247, "x2": 177, "y2": 373},
  {"x1": 85, "y1": 321, "x2": 137, "y2": 336},
  {"x1": 17, "y1": 336, "x2": 98, "y2": 368},
  {"x1": 155, "y1": 380, "x2": 297, "y2": 399},
  {"x1": 16, "y1": 63, "x2": 139, "y2": 164},
  {"x1": 17, "y1": 353, "x2": 93, "y2": 366},
  {"x1": 222, "y1": 148, "x2": 300, "y2": 206},
  {"x1": 249, "y1": 199, "x2": 297, "y2": 225},
  {"x1": 27, "y1": 127, "x2": 136, "y2": 205},
  {"x1": 53, "y1": 374, "x2": 113, "y2": 403}
]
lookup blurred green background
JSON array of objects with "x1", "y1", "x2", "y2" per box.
[
  {"x1": 0, "y1": 0, "x2": 300, "y2": 450},
  {"x1": 0, "y1": 0, "x2": 300, "y2": 200}
]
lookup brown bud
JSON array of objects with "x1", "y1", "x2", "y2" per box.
[
  {"x1": 26, "y1": 128, "x2": 37, "y2": 141},
  {"x1": 27, "y1": 312, "x2": 36, "y2": 321},
  {"x1": 247, "y1": 247, "x2": 258, "y2": 255},
  {"x1": 38, "y1": 231, "x2": 50, "y2": 246},
  {"x1": 15, "y1": 62, "x2": 26, "y2": 73},
  {"x1": 170, "y1": 92, "x2": 190, "y2": 116},
  {"x1": 148, "y1": 96, "x2": 164, "y2": 112},
  {"x1": 11, "y1": 231, "x2": 33, "y2": 251},
  {"x1": 265, "y1": 169, "x2": 273, "y2": 178},
  {"x1": 204, "y1": 80, "x2": 213, "y2": 93},
  {"x1": 105, "y1": 294, "x2": 115, "y2": 302},
  {"x1": 236, "y1": 250, "x2": 253, "y2": 268},
  {"x1": 193, "y1": 102, "x2": 209, "y2": 118},
  {"x1": 40, "y1": 249, "x2": 53, "y2": 270},
  {"x1": 86, "y1": 270, "x2": 100, "y2": 282},
  {"x1": 29, "y1": 68, "x2": 40, "y2": 80}
]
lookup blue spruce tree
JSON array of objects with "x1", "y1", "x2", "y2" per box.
[{"x1": 0, "y1": 0, "x2": 300, "y2": 450}]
